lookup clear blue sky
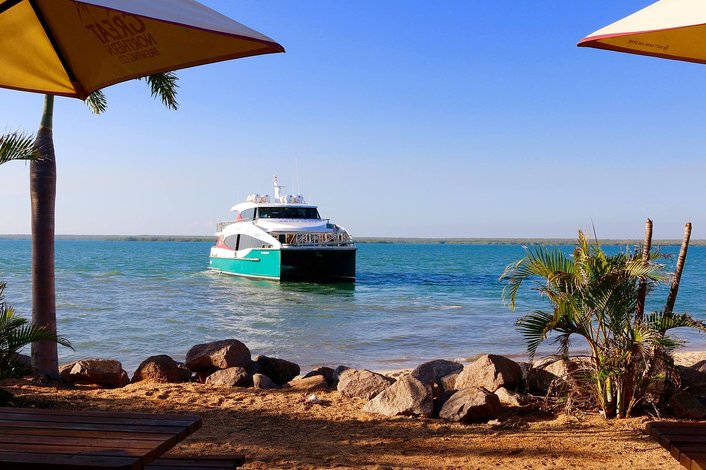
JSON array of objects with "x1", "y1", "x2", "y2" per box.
[{"x1": 2, "y1": 1, "x2": 705, "y2": 239}]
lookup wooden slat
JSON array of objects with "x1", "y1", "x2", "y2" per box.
[
  {"x1": 0, "y1": 425, "x2": 176, "y2": 442},
  {"x1": 0, "y1": 442, "x2": 149, "y2": 458},
  {"x1": 661, "y1": 434, "x2": 706, "y2": 450},
  {"x1": 146, "y1": 455, "x2": 246, "y2": 469},
  {"x1": 0, "y1": 451, "x2": 140, "y2": 470},
  {"x1": 0, "y1": 417, "x2": 191, "y2": 437},
  {"x1": 681, "y1": 452, "x2": 706, "y2": 469},
  {"x1": 0, "y1": 410, "x2": 200, "y2": 428},
  {"x1": 0, "y1": 407, "x2": 200, "y2": 422},
  {"x1": 692, "y1": 458, "x2": 706, "y2": 470},
  {"x1": 0, "y1": 433, "x2": 161, "y2": 449}
]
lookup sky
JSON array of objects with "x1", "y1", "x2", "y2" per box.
[{"x1": 2, "y1": 0, "x2": 706, "y2": 239}]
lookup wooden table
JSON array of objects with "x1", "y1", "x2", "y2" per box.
[
  {"x1": 0, "y1": 407, "x2": 202, "y2": 469},
  {"x1": 646, "y1": 421, "x2": 706, "y2": 470}
]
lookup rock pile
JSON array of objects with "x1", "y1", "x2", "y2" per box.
[{"x1": 52, "y1": 344, "x2": 706, "y2": 422}]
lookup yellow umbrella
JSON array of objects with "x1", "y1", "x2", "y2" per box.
[
  {"x1": 0, "y1": 0, "x2": 284, "y2": 99},
  {"x1": 578, "y1": 0, "x2": 706, "y2": 64}
]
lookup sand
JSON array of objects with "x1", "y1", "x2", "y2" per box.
[{"x1": 2, "y1": 350, "x2": 704, "y2": 469}]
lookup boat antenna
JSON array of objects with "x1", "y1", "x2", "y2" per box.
[
  {"x1": 273, "y1": 175, "x2": 285, "y2": 202},
  {"x1": 295, "y1": 158, "x2": 301, "y2": 195}
]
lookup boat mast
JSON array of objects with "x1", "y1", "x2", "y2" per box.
[{"x1": 273, "y1": 175, "x2": 285, "y2": 202}]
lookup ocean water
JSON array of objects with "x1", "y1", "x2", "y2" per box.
[{"x1": 1, "y1": 240, "x2": 705, "y2": 373}]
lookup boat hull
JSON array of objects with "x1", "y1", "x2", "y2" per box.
[{"x1": 209, "y1": 247, "x2": 356, "y2": 283}]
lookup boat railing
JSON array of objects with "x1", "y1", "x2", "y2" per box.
[
  {"x1": 216, "y1": 219, "x2": 253, "y2": 233},
  {"x1": 277, "y1": 231, "x2": 354, "y2": 247}
]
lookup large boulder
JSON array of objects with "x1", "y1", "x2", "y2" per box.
[
  {"x1": 132, "y1": 355, "x2": 191, "y2": 384},
  {"x1": 255, "y1": 355, "x2": 300, "y2": 386},
  {"x1": 439, "y1": 387, "x2": 502, "y2": 423},
  {"x1": 669, "y1": 392, "x2": 706, "y2": 420},
  {"x1": 363, "y1": 376, "x2": 433, "y2": 417},
  {"x1": 411, "y1": 359, "x2": 464, "y2": 387},
  {"x1": 337, "y1": 369, "x2": 394, "y2": 400},
  {"x1": 455, "y1": 355, "x2": 522, "y2": 392},
  {"x1": 185, "y1": 339, "x2": 251, "y2": 371},
  {"x1": 205, "y1": 367, "x2": 251, "y2": 387},
  {"x1": 60, "y1": 359, "x2": 130, "y2": 388}
]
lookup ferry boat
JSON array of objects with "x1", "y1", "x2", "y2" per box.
[{"x1": 209, "y1": 177, "x2": 356, "y2": 282}]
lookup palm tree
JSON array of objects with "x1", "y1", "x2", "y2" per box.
[
  {"x1": 500, "y1": 230, "x2": 706, "y2": 418},
  {"x1": 26, "y1": 72, "x2": 179, "y2": 378},
  {"x1": 0, "y1": 281, "x2": 71, "y2": 379}
]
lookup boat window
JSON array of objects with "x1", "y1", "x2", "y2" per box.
[
  {"x1": 257, "y1": 207, "x2": 320, "y2": 220},
  {"x1": 237, "y1": 234, "x2": 271, "y2": 250},
  {"x1": 240, "y1": 208, "x2": 255, "y2": 221}
]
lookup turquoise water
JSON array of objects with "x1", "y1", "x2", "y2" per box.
[{"x1": 1, "y1": 240, "x2": 705, "y2": 373}]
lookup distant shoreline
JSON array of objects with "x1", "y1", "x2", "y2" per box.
[{"x1": 0, "y1": 234, "x2": 703, "y2": 246}]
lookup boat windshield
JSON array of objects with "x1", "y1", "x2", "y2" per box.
[{"x1": 257, "y1": 206, "x2": 321, "y2": 220}]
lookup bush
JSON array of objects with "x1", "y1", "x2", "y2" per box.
[
  {"x1": 501, "y1": 230, "x2": 706, "y2": 418},
  {"x1": 0, "y1": 282, "x2": 71, "y2": 379}
]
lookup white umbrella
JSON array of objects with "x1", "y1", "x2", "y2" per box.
[{"x1": 579, "y1": 0, "x2": 706, "y2": 65}]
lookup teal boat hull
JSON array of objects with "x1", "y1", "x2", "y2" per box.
[{"x1": 210, "y1": 248, "x2": 356, "y2": 282}]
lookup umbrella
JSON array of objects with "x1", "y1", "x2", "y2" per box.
[
  {"x1": 578, "y1": 0, "x2": 706, "y2": 64},
  {"x1": 0, "y1": 0, "x2": 284, "y2": 99}
]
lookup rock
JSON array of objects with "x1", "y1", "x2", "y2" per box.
[
  {"x1": 669, "y1": 392, "x2": 706, "y2": 419},
  {"x1": 252, "y1": 373, "x2": 279, "y2": 389},
  {"x1": 433, "y1": 390, "x2": 456, "y2": 418},
  {"x1": 185, "y1": 339, "x2": 251, "y2": 371},
  {"x1": 255, "y1": 355, "x2": 300, "y2": 386},
  {"x1": 337, "y1": 369, "x2": 394, "y2": 400},
  {"x1": 439, "y1": 387, "x2": 502, "y2": 423},
  {"x1": 303, "y1": 367, "x2": 336, "y2": 386},
  {"x1": 411, "y1": 359, "x2": 464, "y2": 387},
  {"x1": 455, "y1": 355, "x2": 523, "y2": 392},
  {"x1": 693, "y1": 360, "x2": 706, "y2": 372},
  {"x1": 205, "y1": 367, "x2": 251, "y2": 387},
  {"x1": 289, "y1": 375, "x2": 329, "y2": 392},
  {"x1": 526, "y1": 357, "x2": 586, "y2": 396},
  {"x1": 60, "y1": 359, "x2": 129, "y2": 388},
  {"x1": 494, "y1": 387, "x2": 527, "y2": 407},
  {"x1": 678, "y1": 365, "x2": 706, "y2": 388},
  {"x1": 132, "y1": 355, "x2": 192, "y2": 384},
  {"x1": 441, "y1": 372, "x2": 459, "y2": 391},
  {"x1": 363, "y1": 376, "x2": 433, "y2": 417}
]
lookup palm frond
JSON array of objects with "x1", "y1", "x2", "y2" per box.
[
  {"x1": 141, "y1": 72, "x2": 179, "y2": 110},
  {"x1": 85, "y1": 90, "x2": 108, "y2": 115},
  {"x1": 0, "y1": 131, "x2": 39, "y2": 165}
]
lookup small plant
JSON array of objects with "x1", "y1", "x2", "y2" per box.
[
  {"x1": 0, "y1": 282, "x2": 71, "y2": 379},
  {"x1": 501, "y1": 228, "x2": 706, "y2": 418}
]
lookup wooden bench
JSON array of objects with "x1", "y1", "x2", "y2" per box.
[
  {"x1": 145, "y1": 455, "x2": 245, "y2": 469},
  {"x1": 646, "y1": 421, "x2": 706, "y2": 470}
]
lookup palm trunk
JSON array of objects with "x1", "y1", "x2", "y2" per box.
[
  {"x1": 635, "y1": 218, "x2": 653, "y2": 322},
  {"x1": 30, "y1": 95, "x2": 59, "y2": 379},
  {"x1": 665, "y1": 223, "x2": 691, "y2": 314}
]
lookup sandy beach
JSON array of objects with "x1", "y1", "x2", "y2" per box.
[{"x1": 3, "y1": 350, "x2": 704, "y2": 469}]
